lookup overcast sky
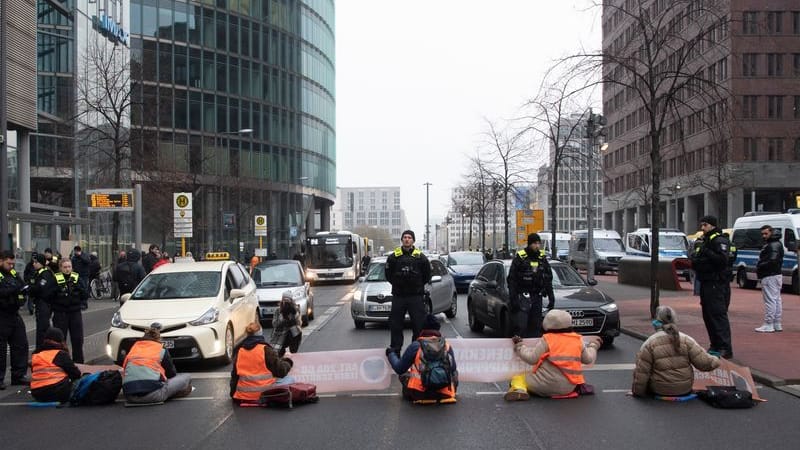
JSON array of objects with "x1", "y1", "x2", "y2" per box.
[{"x1": 335, "y1": 0, "x2": 602, "y2": 238}]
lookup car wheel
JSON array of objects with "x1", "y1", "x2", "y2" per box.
[
  {"x1": 354, "y1": 319, "x2": 365, "y2": 329},
  {"x1": 499, "y1": 310, "x2": 513, "y2": 338},
  {"x1": 600, "y1": 336, "x2": 615, "y2": 349},
  {"x1": 301, "y1": 314, "x2": 309, "y2": 327},
  {"x1": 221, "y1": 323, "x2": 234, "y2": 364},
  {"x1": 737, "y1": 268, "x2": 756, "y2": 289},
  {"x1": 467, "y1": 299, "x2": 484, "y2": 333},
  {"x1": 425, "y1": 299, "x2": 433, "y2": 315},
  {"x1": 444, "y1": 293, "x2": 457, "y2": 318}
]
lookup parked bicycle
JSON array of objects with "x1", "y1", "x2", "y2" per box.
[{"x1": 90, "y1": 269, "x2": 118, "y2": 301}]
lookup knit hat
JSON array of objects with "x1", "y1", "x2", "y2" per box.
[
  {"x1": 654, "y1": 305, "x2": 677, "y2": 325},
  {"x1": 32, "y1": 252, "x2": 46, "y2": 265},
  {"x1": 401, "y1": 230, "x2": 415, "y2": 241},
  {"x1": 542, "y1": 309, "x2": 572, "y2": 331},
  {"x1": 144, "y1": 323, "x2": 162, "y2": 341},
  {"x1": 527, "y1": 233, "x2": 541, "y2": 246},
  {"x1": 699, "y1": 215, "x2": 718, "y2": 228},
  {"x1": 44, "y1": 327, "x2": 65, "y2": 343},
  {"x1": 422, "y1": 314, "x2": 440, "y2": 331},
  {"x1": 245, "y1": 321, "x2": 262, "y2": 335}
]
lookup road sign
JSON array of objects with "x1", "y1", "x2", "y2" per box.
[
  {"x1": 515, "y1": 209, "x2": 544, "y2": 248},
  {"x1": 254, "y1": 215, "x2": 267, "y2": 236},
  {"x1": 174, "y1": 192, "x2": 193, "y2": 238},
  {"x1": 254, "y1": 248, "x2": 267, "y2": 257},
  {"x1": 290, "y1": 226, "x2": 298, "y2": 238},
  {"x1": 87, "y1": 189, "x2": 134, "y2": 212}
]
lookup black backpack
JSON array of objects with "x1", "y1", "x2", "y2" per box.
[
  {"x1": 116, "y1": 263, "x2": 135, "y2": 293},
  {"x1": 70, "y1": 370, "x2": 122, "y2": 406},
  {"x1": 418, "y1": 337, "x2": 452, "y2": 390}
]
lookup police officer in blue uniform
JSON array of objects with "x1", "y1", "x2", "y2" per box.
[
  {"x1": 29, "y1": 253, "x2": 57, "y2": 349},
  {"x1": 0, "y1": 250, "x2": 31, "y2": 389},
  {"x1": 385, "y1": 230, "x2": 432, "y2": 354},
  {"x1": 52, "y1": 258, "x2": 87, "y2": 363},
  {"x1": 507, "y1": 233, "x2": 554, "y2": 338}
]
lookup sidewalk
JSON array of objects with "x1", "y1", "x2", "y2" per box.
[{"x1": 595, "y1": 274, "x2": 800, "y2": 386}]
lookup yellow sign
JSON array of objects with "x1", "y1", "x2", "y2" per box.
[
  {"x1": 254, "y1": 214, "x2": 268, "y2": 237},
  {"x1": 205, "y1": 252, "x2": 230, "y2": 261},
  {"x1": 86, "y1": 189, "x2": 134, "y2": 212},
  {"x1": 176, "y1": 194, "x2": 190, "y2": 208},
  {"x1": 515, "y1": 209, "x2": 545, "y2": 248}
]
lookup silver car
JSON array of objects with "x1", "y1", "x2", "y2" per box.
[
  {"x1": 253, "y1": 260, "x2": 315, "y2": 326},
  {"x1": 351, "y1": 257, "x2": 457, "y2": 329}
]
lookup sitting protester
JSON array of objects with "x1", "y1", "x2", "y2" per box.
[
  {"x1": 30, "y1": 327, "x2": 82, "y2": 403},
  {"x1": 632, "y1": 306, "x2": 720, "y2": 397},
  {"x1": 270, "y1": 292, "x2": 303, "y2": 357},
  {"x1": 386, "y1": 314, "x2": 458, "y2": 404},
  {"x1": 230, "y1": 322, "x2": 295, "y2": 404},
  {"x1": 122, "y1": 324, "x2": 192, "y2": 404},
  {"x1": 505, "y1": 309, "x2": 602, "y2": 400}
]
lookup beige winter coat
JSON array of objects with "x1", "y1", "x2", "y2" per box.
[
  {"x1": 514, "y1": 334, "x2": 598, "y2": 397},
  {"x1": 632, "y1": 330, "x2": 720, "y2": 397}
]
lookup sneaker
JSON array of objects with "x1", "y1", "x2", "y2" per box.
[
  {"x1": 773, "y1": 322, "x2": 782, "y2": 332},
  {"x1": 504, "y1": 389, "x2": 530, "y2": 402},
  {"x1": 438, "y1": 397, "x2": 457, "y2": 404},
  {"x1": 719, "y1": 350, "x2": 734, "y2": 360},
  {"x1": 754, "y1": 324, "x2": 775, "y2": 333},
  {"x1": 707, "y1": 349, "x2": 721, "y2": 357}
]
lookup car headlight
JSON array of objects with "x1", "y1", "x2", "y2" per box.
[
  {"x1": 111, "y1": 311, "x2": 129, "y2": 329},
  {"x1": 600, "y1": 303, "x2": 618, "y2": 313},
  {"x1": 292, "y1": 289, "x2": 304, "y2": 301},
  {"x1": 189, "y1": 307, "x2": 220, "y2": 325},
  {"x1": 344, "y1": 269, "x2": 355, "y2": 278},
  {"x1": 353, "y1": 289, "x2": 362, "y2": 301},
  {"x1": 305, "y1": 271, "x2": 317, "y2": 280}
]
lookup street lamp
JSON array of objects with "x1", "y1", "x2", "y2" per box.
[{"x1": 673, "y1": 184, "x2": 681, "y2": 231}]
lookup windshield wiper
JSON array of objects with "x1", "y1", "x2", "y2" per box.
[{"x1": 259, "y1": 281, "x2": 294, "y2": 286}]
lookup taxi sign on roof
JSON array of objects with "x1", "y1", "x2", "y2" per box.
[{"x1": 205, "y1": 252, "x2": 230, "y2": 261}]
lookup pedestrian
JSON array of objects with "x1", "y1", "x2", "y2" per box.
[
  {"x1": 44, "y1": 248, "x2": 60, "y2": 273},
  {"x1": 249, "y1": 255, "x2": 260, "y2": 275},
  {"x1": 114, "y1": 248, "x2": 146, "y2": 296},
  {"x1": 142, "y1": 244, "x2": 161, "y2": 274},
  {"x1": 386, "y1": 314, "x2": 458, "y2": 404},
  {"x1": 755, "y1": 225, "x2": 783, "y2": 333},
  {"x1": 30, "y1": 327, "x2": 82, "y2": 403},
  {"x1": 88, "y1": 251, "x2": 101, "y2": 283},
  {"x1": 122, "y1": 324, "x2": 192, "y2": 404},
  {"x1": 270, "y1": 293, "x2": 303, "y2": 357},
  {"x1": 117, "y1": 250, "x2": 126, "y2": 265},
  {"x1": 0, "y1": 250, "x2": 31, "y2": 389},
  {"x1": 504, "y1": 309, "x2": 601, "y2": 400},
  {"x1": 52, "y1": 258, "x2": 87, "y2": 363},
  {"x1": 70, "y1": 246, "x2": 91, "y2": 309},
  {"x1": 152, "y1": 252, "x2": 170, "y2": 271},
  {"x1": 631, "y1": 306, "x2": 720, "y2": 397},
  {"x1": 230, "y1": 322, "x2": 294, "y2": 404},
  {"x1": 360, "y1": 253, "x2": 371, "y2": 275},
  {"x1": 506, "y1": 233, "x2": 555, "y2": 338},
  {"x1": 690, "y1": 215, "x2": 733, "y2": 359},
  {"x1": 28, "y1": 253, "x2": 57, "y2": 349},
  {"x1": 384, "y1": 230, "x2": 432, "y2": 354}
]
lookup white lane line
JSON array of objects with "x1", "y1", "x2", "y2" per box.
[
  {"x1": 584, "y1": 364, "x2": 635, "y2": 371},
  {"x1": 318, "y1": 394, "x2": 337, "y2": 398},
  {"x1": 602, "y1": 389, "x2": 630, "y2": 393},
  {"x1": 186, "y1": 372, "x2": 231, "y2": 379},
  {"x1": 338, "y1": 294, "x2": 351, "y2": 303},
  {"x1": 173, "y1": 396, "x2": 215, "y2": 401},
  {"x1": 442, "y1": 315, "x2": 463, "y2": 339},
  {"x1": 302, "y1": 305, "x2": 342, "y2": 337},
  {"x1": 476, "y1": 391, "x2": 505, "y2": 396}
]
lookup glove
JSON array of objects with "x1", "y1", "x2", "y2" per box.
[
  {"x1": 511, "y1": 335, "x2": 523, "y2": 345},
  {"x1": 283, "y1": 357, "x2": 294, "y2": 368}
]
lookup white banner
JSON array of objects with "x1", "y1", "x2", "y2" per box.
[{"x1": 288, "y1": 348, "x2": 393, "y2": 393}]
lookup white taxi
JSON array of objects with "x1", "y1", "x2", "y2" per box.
[{"x1": 106, "y1": 258, "x2": 259, "y2": 365}]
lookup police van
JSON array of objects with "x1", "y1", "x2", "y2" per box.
[
  {"x1": 625, "y1": 228, "x2": 690, "y2": 279},
  {"x1": 568, "y1": 229, "x2": 626, "y2": 274},
  {"x1": 538, "y1": 231, "x2": 571, "y2": 261},
  {"x1": 730, "y1": 212, "x2": 800, "y2": 294}
]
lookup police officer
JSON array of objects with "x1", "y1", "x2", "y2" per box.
[
  {"x1": 385, "y1": 230, "x2": 432, "y2": 354},
  {"x1": 22, "y1": 253, "x2": 37, "y2": 315},
  {"x1": 52, "y1": 258, "x2": 87, "y2": 363},
  {"x1": 507, "y1": 233, "x2": 555, "y2": 338},
  {"x1": 0, "y1": 250, "x2": 31, "y2": 389},
  {"x1": 28, "y1": 253, "x2": 58, "y2": 349},
  {"x1": 690, "y1": 215, "x2": 732, "y2": 359}
]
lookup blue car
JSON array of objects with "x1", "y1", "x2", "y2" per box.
[{"x1": 445, "y1": 251, "x2": 487, "y2": 293}]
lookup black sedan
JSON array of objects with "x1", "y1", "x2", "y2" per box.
[{"x1": 466, "y1": 259, "x2": 620, "y2": 346}]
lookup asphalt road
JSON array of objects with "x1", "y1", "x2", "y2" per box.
[{"x1": 2, "y1": 283, "x2": 800, "y2": 449}]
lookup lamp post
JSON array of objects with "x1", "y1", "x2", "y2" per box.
[
  {"x1": 297, "y1": 176, "x2": 310, "y2": 255},
  {"x1": 424, "y1": 182, "x2": 432, "y2": 251},
  {"x1": 585, "y1": 111, "x2": 607, "y2": 283},
  {"x1": 673, "y1": 184, "x2": 681, "y2": 231},
  {"x1": 460, "y1": 209, "x2": 466, "y2": 251}
]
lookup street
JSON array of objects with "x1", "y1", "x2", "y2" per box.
[{"x1": 2, "y1": 283, "x2": 800, "y2": 450}]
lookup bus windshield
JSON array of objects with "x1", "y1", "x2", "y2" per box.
[{"x1": 306, "y1": 238, "x2": 354, "y2": 269}]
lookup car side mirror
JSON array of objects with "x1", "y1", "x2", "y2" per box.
[
  {"x1": 358, "y1": 276, "x2": 365, "y2": 283},
  {"x1": 486, "y1": 280, "x2": 498, "y2": 289},
  {"x1": 431, "y1": 275, "x2": 442, "y2": 283},
  {"x1": 119, "y1": 293, "x2": 131, "y2": 305},
  {"x1": 587, "y1": 279, "x2": 598, "y2": 286},
  {"x1": 229, "y1": 288, "x2": 246, "y2": 301}
]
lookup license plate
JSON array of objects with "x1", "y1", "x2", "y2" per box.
[
  {"x1": 162, "y1": 339, "x2": 174, "y2": 349},
  {"x1": 368, "y1": 304, "x2": 392, "y2": 312},
  {"x1": 260, "y1": 306, "x2": 276, "y2": 316},
  {"x1": 572, "y1": 318, "x2": 594, "y2": 327}
]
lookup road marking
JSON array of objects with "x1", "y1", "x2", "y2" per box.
[
  {"x1": 338, "y1": 294, "x2": 351, "y2": 303},
  {"x1": 318, "y1": 394, "x2": 337, "y2": 398},
  {"x1": 476, "y1": 391, "x2": 505, "y2": 396},
  {"x1": 442, "y1": 315, "x2": 463, "y2": 339},
  {"x1": 173, "y1": 396, "x2": 215, "y2": 401},
  {"x1": 302, "y1": 305, "x2": 341, "y2": 337},
  {"x1": 602, "y1": 389, "x2": 630, "y2": 393},
  {"x1": 187, "y1": 372, "x2": 231, "y2": 379}
]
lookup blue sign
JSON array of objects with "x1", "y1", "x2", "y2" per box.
[{"x1": 92, "y1": 15, "x2": 129, "y2": 46}]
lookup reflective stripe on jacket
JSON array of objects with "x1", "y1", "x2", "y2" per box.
[
  {"x1": 233, "y1": 344, "x2": 276, "y2": 401},
  {"x1": 31, "y1": 349, "x2": 68, "y2": 390},
  {"x1": 407, "y1": 338, "x2": 455, "y2": 398},
  {"x1": 532, "y1": 333, "x2": 585, "y2": 385},
  {"x1": 123, "y1": 340, "x2": 167, "y2": 384}
]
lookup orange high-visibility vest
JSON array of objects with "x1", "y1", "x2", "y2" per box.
[
  {"x1": 532, "y1": 332, "x2": 586, "y2": 385},
  {"x1": 123, "y1": 340, "x2": 167, "y2": 383},
  {"x1": 233, "y1": 344, "x2": 276, "y2": 401},
  {"x1": 31, "y1": 349, "x2": 68, "y2": 390},
  {"x1": 407, "y1": 338, "x2": 455, "y2": 398}
]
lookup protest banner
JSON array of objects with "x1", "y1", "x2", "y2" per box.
[{"x1": 692, "y1": 358, "x2": 764, "y2": 401}]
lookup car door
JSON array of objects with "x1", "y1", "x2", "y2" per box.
[
  {"x1": 225, "y1": 266, "x2": 250, "y2": 339},
  {"x1": 471, "y1": 263, "x2": 496, "y2": 326},
  {"x1": 428, "y1": 260, "x2": 449, "y2": 313},
  {"x1": 483, "y1": 262, "x2": 505, "y2": 324}
]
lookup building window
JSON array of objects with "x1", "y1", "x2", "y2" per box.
[
  {"x1": 767, "y1": 53, "x2": 784, "y2": 76},
  {"x1": 767, "y1": 96, "x2": 784, "y2": 118},
  {"x1": 794, "y1": 54, "x2": 800, "y2": 76},
  {"x1": 744, "y1": 138, "x2": 759, "y2": 161},
  {"x1": 768, "y1": 138, "x2": 783, "y2": 160},
  {"x1": 742, "y1": 53, "x2": 758, "y2": 76},
  {"x1": 717, "y1": 57, "x2": 728, "y2": 80},
  {"x1": 795, "y1": 138, "x2": 800, "y2": 160},
  {"x1": 742, "y1": 95, "x2": 758, "y2": 119},
  {"x1": 743, "y1": 11, "x2": 758, "y2": 34},
  {"x1": 794, "y1": 12, "x2": 800, "y2": 34},
  {"x1": 795, "y1": 96, "x2": 800, "y2": 119},
  {"x1": 767, "y1": 11, "x2": 784, "y2": 34}
]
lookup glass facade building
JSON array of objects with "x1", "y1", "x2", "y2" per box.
[{"x1": 128, "y1": 0, "x2": 336, "y2": 257}]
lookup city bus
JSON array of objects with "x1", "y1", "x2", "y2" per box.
[{"x1": 305, "y1": 231, "x2": 365, "y2": 283}]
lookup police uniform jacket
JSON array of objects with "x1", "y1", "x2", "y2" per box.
[
  {"x1": 756, "y1": 236, "x2": 783, "y2": 279},
  {"x1": 51, "y1": 272, "x2": 88, "y2": 313},
  {"x1": 690, "y1": 227, "x2": 730, "y2": 282},
  {"x1": 507, "y1": 248, "x2": 554, "y2": 306},
  {"x1": 385, "y1": 246, "x2": 432, "y2": 296},
  {"x1": 0, "y1": 268, "x2": 26, "y2": 315},
  {"x1": 29, "y1": 267, "x2": 58, "y2": 304}
]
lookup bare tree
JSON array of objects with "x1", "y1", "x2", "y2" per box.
[{"x1": 568, "y1": 0, "x2": 731, "y2": 316}]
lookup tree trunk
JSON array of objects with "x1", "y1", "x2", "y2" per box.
[
  {"x1": 550, "y1": 164, "x2": 559, "y2": 258},
  {"x1": 649, "y1": 129, "x2": 661, "y2": 319}
]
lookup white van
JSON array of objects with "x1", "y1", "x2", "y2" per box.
[
  {"x1": 568, "y1": 229, "x2": 626, "y2": 274},
  {"x1": 626, "y1": 228, "x2": 690, "y2": 280},
  {"x1": 538, "y1": 231, "x2": 571, "y2": 261},
  {"x1": 730, "y1": 212, "x2": 800, "y2": 294}
]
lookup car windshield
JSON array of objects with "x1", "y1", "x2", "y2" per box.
[
  {"x1": 365, "y1": 262, "x2": 387, "y2": 282},
  {"x1": 661, "y1": 235, "x2": 688, "y2": 250},
  {"x1": 253, "y1": 263, "x2": 302, "y2": 287},
  {"x1": 449, "y1": 253, "x2": 485, "y2": 265},
  {"x1": 595, "y1": 238, "x2": 624, "y2": 252},
  {"x1": 551, "y1": 265, "x2": 587, "y2": 287},
  {"x1": 131, "y1": 272, "x2": 221, "y2": 300}
]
